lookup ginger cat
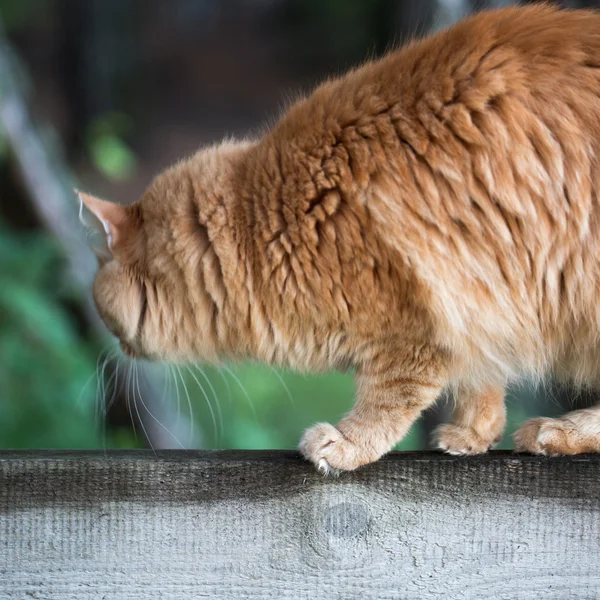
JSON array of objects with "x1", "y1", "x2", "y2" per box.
[{"x1": 80, "y1": 5, "x2": 600, "y2": 472}]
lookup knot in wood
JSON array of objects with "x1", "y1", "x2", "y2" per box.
[{"x1": 323, "y1": 502, "x2": 369, "y2": 538}]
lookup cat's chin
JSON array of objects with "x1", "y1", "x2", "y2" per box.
[
  {"x1": 120, "y1": 340, "x2": 142, "y2": 359},
  {"x1": 118, "y1": 341, "x2": 166, "y2": 363}
]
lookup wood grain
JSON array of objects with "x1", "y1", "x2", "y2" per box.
[{"x1": 0, "y1": 451, "x2": 598, "y2": 599}]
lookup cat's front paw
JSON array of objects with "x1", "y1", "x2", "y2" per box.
[
  {"x1": 434, "y1": 423, "x2": 499, "y2": 455},
  {"x1": 298, "y1": 423, "x2": 364, "y2": 474}
]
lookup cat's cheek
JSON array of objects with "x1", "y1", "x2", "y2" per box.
[{"x1": 93, "y1": 263, "x2": 141, "y2": 342}]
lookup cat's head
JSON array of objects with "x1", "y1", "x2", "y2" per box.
[{"x1": 78, "y1": 144, "x2": 249, "y2": 364}]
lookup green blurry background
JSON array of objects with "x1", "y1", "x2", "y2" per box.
[{"x1": 0, "y1": 0, "x2": 596, "y2": 452}]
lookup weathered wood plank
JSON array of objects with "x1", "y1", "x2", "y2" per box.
[{"x1": 0, "y1": 451, "x2": 598, "y2": 599}]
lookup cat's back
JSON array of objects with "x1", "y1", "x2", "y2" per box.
[
  {"x1": 274, "y1": 5, "x2": 600, "y2": 148},
  {"x1": 239, "y1": 4, "x2": 600, "y2": 375},
  {"x1": 266, "y1": 4, "x2": 600, "y2": 261},
  {"x1": 259, "y1": 5, "x2": 600, "y2": 352}
]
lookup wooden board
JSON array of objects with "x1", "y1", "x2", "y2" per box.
[{"x1": 0, "y1": 451, "x2": 599, "y2": 599}]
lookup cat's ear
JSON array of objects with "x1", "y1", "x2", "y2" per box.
[{"x1": 76, "y1": 189, "x2": 133, "y2": 260}]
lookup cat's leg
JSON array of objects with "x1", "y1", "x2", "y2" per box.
[
  {"x1": 434, "y1": 385, "x2": 506, "y2": 455},
  {"x1": 299, "y1": 344, "x2": 447, "y2": 473},
  {"x1": 514, "y1": 406, "x2": 600, "y2": 455}
]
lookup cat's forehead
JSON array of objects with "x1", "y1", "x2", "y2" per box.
[{"x1": 140, "y1": 138, "x2": 252, "y2": 217}]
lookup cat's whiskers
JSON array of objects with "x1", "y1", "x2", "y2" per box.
[
  {"x1": 102, "y1": 367, "x2": 118, "y2": 415},
  {"x1": 268, "y1": 365, "x2": 296, "y2": 410},
  {"x1": 133, "y1": 362, "x2": 157, "y2": 456},
  {"x1": 94, "y1": 347, "x2": 120, "y2": 447},
  {"x1": 125, "y1": 360, "x2": 138, "y2": 443},
  {"x1": 99, "y1": 360, "x2": 120, "y2": 452},
  {"x1": 99, "y1": 349, "x2": 118, "y2": 417},
  {"x1": 169, "y1": 364, "x2": 182, "y2": 429},
  {"x1": 217, "y1": 365, "x2": 233, "y2": 408},
  {"x1": 186, "y1": 365, "x2": 219, "y2": 448},
  {"x1": 160, "y1": 364, "x2": 170, "y2": 407},
  {"x1": 192, "y1": 364, "x2": 223, "y2": 443},
  {"x1": 105, "y1": 356, "x2": 122, "y2": 414},
  {"x1": 76, "y1": 369, "x2": 98, "y2": 411},
  {"x1": 223, "y1": 365, "x2": 258, "y2": 425},
  {"x1": 93, "y1": 347, "x2": 110, "y2": 427},
  {"x1": 175, "y1": 365, "x2": 196, "y2": 448},
  {"x1": 137, "y1": 364, "x2": 187, "y2": 450}
]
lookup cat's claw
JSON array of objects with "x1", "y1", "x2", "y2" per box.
[
  {"x1": 317, "y1": 458, "x2": 340, "y2": 477},
  {"x1": 299, "y1": 422, "x2": 362, "y2": 473},
  {"x1": 317, "y1": 458, "x2": 329, "y2": 474}
]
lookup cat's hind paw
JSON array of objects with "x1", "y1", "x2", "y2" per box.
[{"x1": 513, "y1": 417, "x2": 573, "y2": 456}]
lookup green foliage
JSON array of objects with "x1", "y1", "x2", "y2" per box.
[
  {"x1": 86, "y1": 112, "x2": 137, "y2": 182},
  {"x1": 0, "y1": 224, "x2": 111, "y2": 448}
]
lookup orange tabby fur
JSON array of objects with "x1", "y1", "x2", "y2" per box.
[{"x1": 81, "y1": 5, "x2": 600, "y2": 471}]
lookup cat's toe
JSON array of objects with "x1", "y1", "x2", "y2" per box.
[
  {"x1": 434, "y1": 423, "x2": 495, "y2": 455},
  {"x1": 513, "y1": 418, "x2": 574, "y2": 456},
  {"x1": 513, "y1": 418, "x2": 548, "y2": 454},
  {"x1": 298, "y1": 423, "x2": 363, "y2": 472}
]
